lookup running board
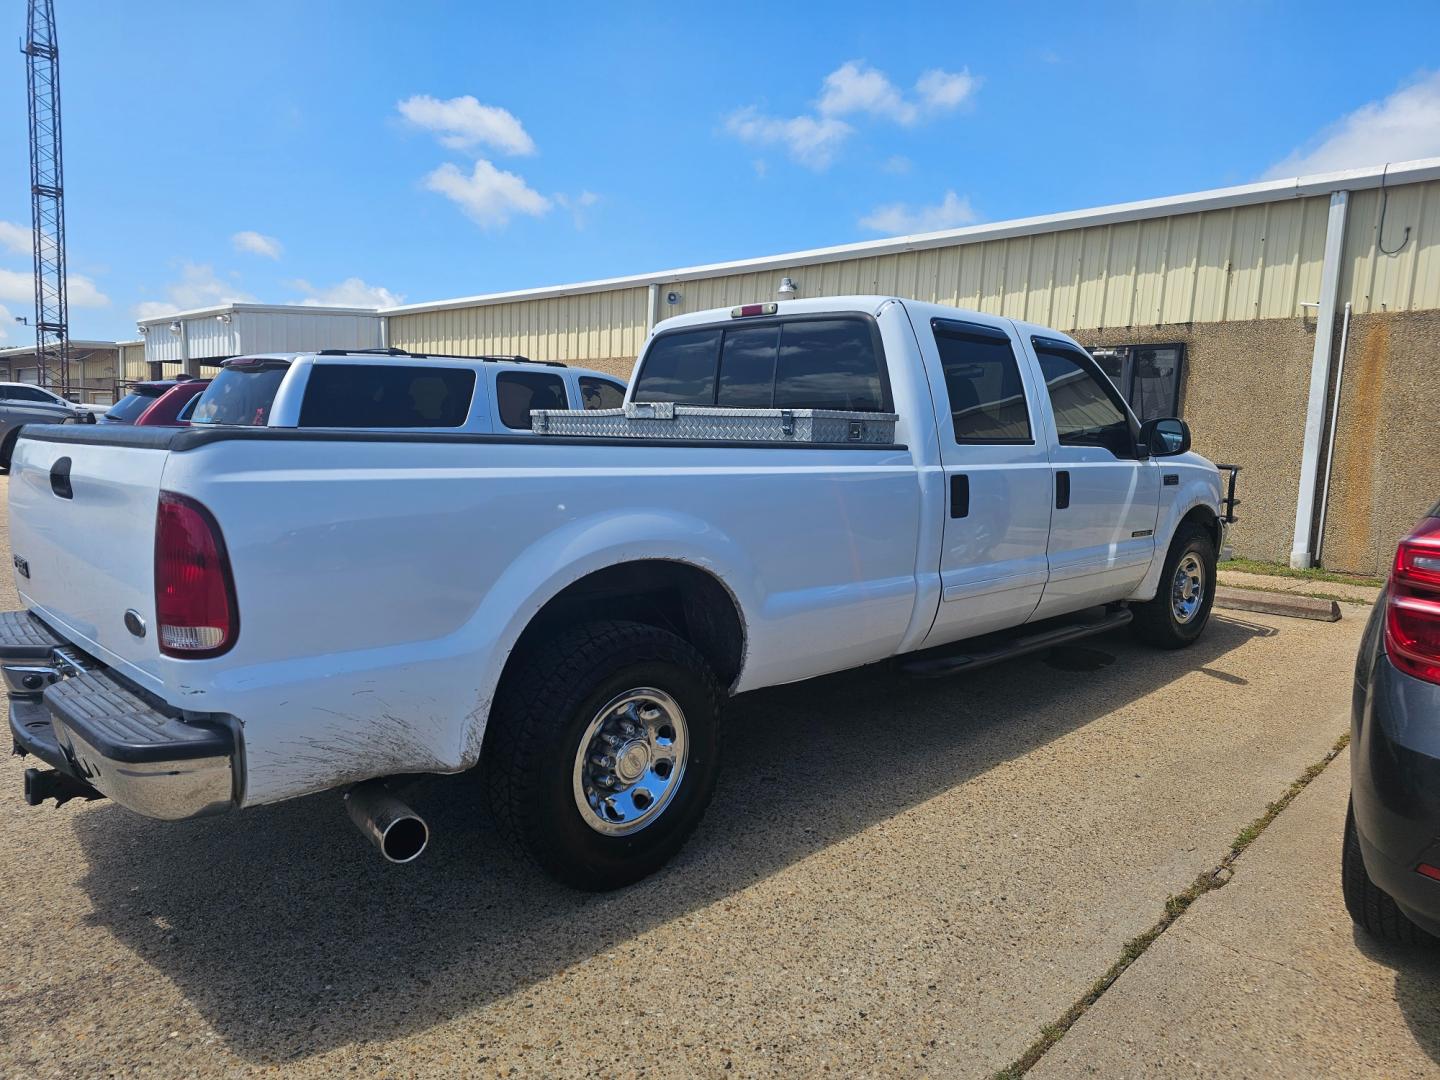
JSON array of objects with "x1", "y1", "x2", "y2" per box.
[{"x1": 899, "y1": 607, "x2": 1133, "y2": 680}]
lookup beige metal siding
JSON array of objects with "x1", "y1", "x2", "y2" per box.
[
  {"x1": 387, "y1": 288, "x2": 649, "y2": 363},
  {"x1": 119, "y1": 341, "x2": 147, "y2": 382},
  {"x1": 380, "y1": 180, "x2": 1440, "y2": 364}
]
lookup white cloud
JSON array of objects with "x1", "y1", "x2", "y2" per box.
[
  {"x1": 724, "y1": 107, "x2": 853, "y2": 170},
  {"x1": 232, "y1": 230, "x2": 282, "y2": 259},
  {"x1": 726, "y1": 61, "x2": 980, "y2": 169},
  {"x1": 1265, "y1": 71, "x2": 1440, "y2": 178},
  {"x1": 555, "y1": 190, "x2": 600, "y2": 229},
  {"x1": 818, "y1": 61, "x2": 916, "y2": 124},
  {"x1": 291, "y1": 277, "x2": 403, "y2": 308},
  {"x1": 133, "y1": 262, "x2": 253, "y2": 320},
  {"x1": 915, "y1": 68, "x2": 979, "y2": 111},
  {"x1": 398, "y1": 94, "x2": 536, "y2": 156},
  {"x1": 0, "y1": 267, "x2": 109, "y2": 308},
  {"x1": 0, "y1": 221, "x2": 29, "y2": 256},
  {"x1": 423, "y1": 159, "x2": 552, "y2": 228},
  {"x1": 881, "y1": 155, "x2": 912, "y2": 175},
  {"x1": 0, "y1": 304, "x2": 11, "y2": 343},
  {"x1": 859, "y1": 190, "x2": 979, "y2": 235}
]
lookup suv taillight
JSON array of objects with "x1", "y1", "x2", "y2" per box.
[
  {"x1": 154, "y1": 492, "x2": 238, "y2": 658},
  {"x1": 1385, "y1": 516, "x2": 1440, "y2": 685}
]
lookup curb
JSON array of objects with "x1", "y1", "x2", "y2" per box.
[{"x1": 1214, "y1": 585, "x2": 1342, "y2": 622}]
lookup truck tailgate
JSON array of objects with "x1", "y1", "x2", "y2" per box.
[{"x1": 9, "y1": 427, "x2": 170, "y2": 692}]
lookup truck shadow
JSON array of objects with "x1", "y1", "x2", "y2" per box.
[
  {"x1": 1351, "y1": 931, "x2": 1440, "y2": 1063},
  {"x1": 71, "y1": 615, "x2": 1271, "y2": 1063}
]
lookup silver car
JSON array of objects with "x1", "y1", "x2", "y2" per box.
[{"x1": 0, "y1": 382, "x2": 95, "y2": 470}]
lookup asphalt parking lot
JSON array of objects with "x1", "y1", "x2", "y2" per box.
[{"x1": 1, "y1": 475, "x2": 1437, "y2": 1078}]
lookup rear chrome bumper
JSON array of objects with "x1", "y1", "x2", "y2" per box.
[{"x1": 4, "y1": 610, "x2": 238, "y2": 820}]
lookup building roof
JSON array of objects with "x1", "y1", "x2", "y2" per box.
[
  {"x1": 134, "y1": 302, "x2": 384, "y2": 329},
  {"x1": 381, "y1": 157, "x2": 1440, "y2": 317}
]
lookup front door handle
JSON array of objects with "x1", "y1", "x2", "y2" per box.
[
  {"x1": 950, "y1": 474, "x2": 969, "y2": 519},
  {"x1": 1055, "y1": 470, "x2": 1070, "y2": 510}
]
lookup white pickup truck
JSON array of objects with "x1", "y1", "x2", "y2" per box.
[{"x1": 6, "y1": 296, "x2": 1234, "y2": 890}]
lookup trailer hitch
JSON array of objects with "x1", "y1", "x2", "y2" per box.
[{"x1": 23, "y1": 767, "x2": 102, "y2": 808}]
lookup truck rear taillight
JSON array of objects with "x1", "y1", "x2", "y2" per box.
[
  {"x1": 154, "y1": 492, "x2": 238, "y2": 658},
  {"x1": 1385, "y1": 516, "x2": 1440, "y2": 685}
]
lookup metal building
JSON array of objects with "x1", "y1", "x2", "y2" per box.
[{"x1": 135, "y1": 303, "x2": 386, "y2": 375}]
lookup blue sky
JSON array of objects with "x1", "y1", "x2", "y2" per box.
[{"x1": 1, "y1": 0, "x2": 1438, "y2": 342}]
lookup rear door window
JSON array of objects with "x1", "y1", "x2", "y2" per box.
[
  {"x1": 496, "y1": 371, "x2": 567, "y2": 430},
  {"x1": 192, "y1": 365, "x2": 289, "y2": 426},
  {"x1": 579, "y1": 376, "x2": 626, "y2": 410},
  {"x1": 633, "y1": 317, "x2": 887, "y2": 411},
  {"x1": 931, "y1": 320, "x2": 1032, "y2": 443},
  {"x1": 298, "y1": 364, "x2": 476, "y2": 428}
]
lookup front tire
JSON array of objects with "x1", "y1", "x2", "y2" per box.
[
  {"x1": 1342, "y1": 800, "x2": 1436, "y2": 945},
  {"x1": 1131, "y1": 521, "x2": 1216, "y2": 649},
  {"x1": 482, "y1": 620, "x2": 722, "y2": 891},
  {"x1": 0, "y1": 428, "x2": 18, "y2": 473}
]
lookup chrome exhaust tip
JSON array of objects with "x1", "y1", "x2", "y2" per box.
[{"x1": 345, "y1": 781, "x2": 428, "y2": 864}]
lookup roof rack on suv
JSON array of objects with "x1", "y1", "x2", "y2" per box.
[{"x1": 315, "y1": 347, "x2": 567, "y2": 368}]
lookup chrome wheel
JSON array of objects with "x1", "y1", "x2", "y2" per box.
[
  {"x1": 1171, "y1": 552, "x2": 1206, "y2": 624},
  {"x1": 572, "y1": 688, "x2": 689, "y2": 836}
]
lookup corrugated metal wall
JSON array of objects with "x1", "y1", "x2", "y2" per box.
[
  {"x1": 118, "y1": 341, "x2": 147, "y2": 382},
  {"x1": 385, "y1": 178, "x2": 1440, "y2": 361},
  {"x1": 388, "y1": 288, "x2": 649, "y2": 363}
]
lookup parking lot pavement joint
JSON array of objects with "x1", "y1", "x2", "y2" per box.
[{"x1": 990, "y1": 730, "x2": 1352, "y2": 1080}]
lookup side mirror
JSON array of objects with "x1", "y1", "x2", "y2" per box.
[{"x1": 1139, "y1": 417, "x2": 1191, "y2": 457}]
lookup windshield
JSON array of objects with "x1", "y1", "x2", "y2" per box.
[
  {"x1": 190, "y1": 365, "x2": 288, "y2": 426},
  {"x1": 105, "y1": 388, "x2": 163, "y2": 423}
]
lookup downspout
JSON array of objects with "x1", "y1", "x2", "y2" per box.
[
  {"x1": 1313, "y1": 301, "x2": 1352, "y2": 567},
  {"x1": 1289, "y1": 189, "x2": 1349, "y2": 569},
  {"x1": 646, "y1": 283, "x2": 659, "y2": 334}
]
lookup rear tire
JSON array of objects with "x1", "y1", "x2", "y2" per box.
[
  {"x1": 1131, "y1": 521, "x2": 1216, "y2": 649},
  {"x1": 482, "y1": 619, "x2": 722, "y2": 891},
  {"x1": 1342, "y1": 800, "x2": 1436, "y2": 945},
  {"x1": 0, "y1": 429, "x2": 18, "y2": 473}
]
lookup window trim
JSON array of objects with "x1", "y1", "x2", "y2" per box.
[
  {"x1": 634, "y1": 312, "x2": 894, "y2": 413},
  {"x1": 495, "y1": 368, "x2": 568, "y2": 431},
  {"x1": 1031, "y1": 335, "x2": 1142, "y2": 458},
  {"x1": 931, "y1": 318, "x2": 1036, "y2": 446}
]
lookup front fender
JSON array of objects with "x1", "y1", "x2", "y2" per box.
[
  {"x1": 1128, "y1": 460, "x2": 1223, "y2": 602},
  {"x1": 451, "y1": 507, "x2": 758, "y2": 767}
]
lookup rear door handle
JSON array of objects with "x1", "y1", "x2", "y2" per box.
[
  {"x1": 950, "y1": 474, "x2": 969, "y2": 519},
  {"x1": 1055, "y1": 470, "x2": 1070, "y2": 510}
]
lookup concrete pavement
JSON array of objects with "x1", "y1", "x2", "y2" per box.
[{"x1": 1032, "y1": 747, "x2": 1440, "y2": 1078}]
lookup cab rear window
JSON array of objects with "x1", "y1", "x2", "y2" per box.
[
  {"x1": 632, "y1": 316, "x2": 887, "y2": 411},
  {"x1": 299, "y1": 364, "x2": 476, "y2": 428}
]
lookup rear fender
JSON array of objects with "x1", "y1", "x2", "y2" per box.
[{"x1": 452, "y1": 508, "x2": 756, "y2": 767}]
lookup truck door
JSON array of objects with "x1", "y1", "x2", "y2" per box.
[
  {"x1": 1022, "y1": 335, "x2": 1160, "y2": 619},
  {"x1": 918, "y1": 316, "x2": 1054, "y2": 648}
]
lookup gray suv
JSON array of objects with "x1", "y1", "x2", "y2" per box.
[{"x1": 0, "y1": 382, "x2": 95, "y2": 470}]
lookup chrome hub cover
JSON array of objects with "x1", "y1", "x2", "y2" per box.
[{"x1": 572, "y1": 688, "x2": 689, "y2": 836}]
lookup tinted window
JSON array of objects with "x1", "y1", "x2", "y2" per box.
[
  {"x1": 192, "y1": 366, "x2": 288, "y2": 426},
  {"x1": 932, "y1": 321, "x2": 1032, "y2": 443},
  {"x1": 774, "y1": 319, "x2": 884, "y2": 411},
  {"x1": 298, "y1": 364, "x2": 475, "y2": 428},
  {"x1": 105, "y1": 387, "x2": 164, "y2": 423},
  {"x1": 1, "y1": 385, "x2": 56, "y2": 403},
  {"x1": 1130, "y1": 345, "x2": 1183, "y2": 422},
  {"x1": 496, "y1": 371, "x2": 566, "y2": 430},
  {"x1": 579, "y1": 376, "x2": 625, "y2": 410},
  {"x1": 1033, "y1": 342, "x2": 1135, "y2": 458},
  {"x1": 716, "y1": 325, "x2": 779, "y2": 407},
  {"x1": 632, "y1": 329, "x2": 720, "y2": 404}
]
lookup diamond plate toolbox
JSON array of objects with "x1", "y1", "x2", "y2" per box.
[{"x1": 530, "y1": 402, "x2": 899, "y2": 445}]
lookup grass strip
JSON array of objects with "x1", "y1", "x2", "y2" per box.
[
  {"x1": 1219, "y1": 557, "x2": 1384, "y2": 589},
  {"x1": 993, "y1": 731, "x2": 1351, "y2": 1079}
]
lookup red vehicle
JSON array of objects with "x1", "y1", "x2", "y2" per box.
[{"x1": 133, "y1": 379, "x2": 210, "y2": 427}]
